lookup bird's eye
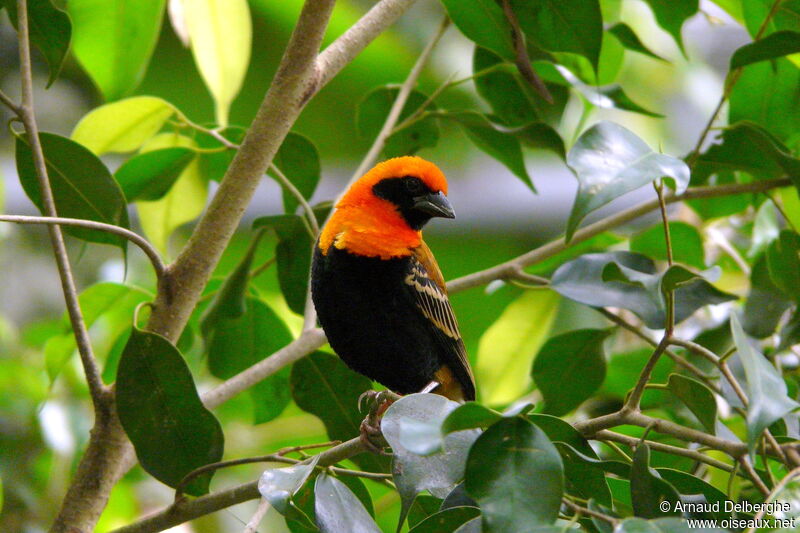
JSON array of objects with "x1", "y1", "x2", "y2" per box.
[{"x1": 404, "y1": 177, "x2": 424, "y2": 194}]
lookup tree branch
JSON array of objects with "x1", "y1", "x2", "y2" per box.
[
  {"x1": 0, "y1": 214, "x2": 167, "y2": 281},
  {"x1": 0, "y1": 87, "x2": 22, "y2": 116}
]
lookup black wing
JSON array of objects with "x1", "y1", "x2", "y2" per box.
[{"x1": 405, "y1": 245, "x2": 476, "y2": 401}]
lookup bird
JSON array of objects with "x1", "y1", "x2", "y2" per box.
[{"x1": 311, "y1": 156, "x2": 476, "y2": 403}]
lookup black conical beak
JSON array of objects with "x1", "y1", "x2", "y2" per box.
[{"x1": 413, "y1": 191, "x2": 455, "y2": 219}]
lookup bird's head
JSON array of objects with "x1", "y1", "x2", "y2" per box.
[{"x1": 338, "y1": 156, "x2": 454, "y2": 231}]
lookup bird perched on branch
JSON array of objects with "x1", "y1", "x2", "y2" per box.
[{"x1": 311, "y1": 156, "x2": 475, "y2": 404}]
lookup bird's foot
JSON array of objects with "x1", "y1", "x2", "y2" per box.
[{"x1": 357, "y1": 390, "x2": 396, "y2": 455}]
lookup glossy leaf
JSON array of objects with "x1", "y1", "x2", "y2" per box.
[
  {"x1": 408, "y1": 495, "x2": 442, "y2": 528},
  {"x1": 630, "y1": 222, "x2": 705, "y2": 270},
  {"x1": 730, "y1": 59, "x2": 800, "y2": 142},
  {"x1": 136, "y1": 134, "x2": 208, "y2": 255},
  {"x1": 445, "y1": 111, "x2": 534, "y2": 192},
  {"x1": 357, "y1": 87, "x2": 440, "y2": 159},
  {"x1": 72, "y1": 96, "x2": 176, "y2": 155},
  {"x1": 114, "y1": 147, "x2": 195, "y2": 202},
  {"x1": 442, "y1": 403, "x2": 503, "y2": 435},
  {"x1": 3, "y1": 0, "x2": 71, "y2": 86},
  {"x1": 475, "y1": 290, "x2": 560, "y2": 405},
  {"x1": 381, "y1": 394, "x2": 480, "y2": 528},
  {"x1": 465, "y1": 416, "x2": 563, "y2": 532},
  {"x1": 532, "y1": 328, "x2": 610, "y2": 416},
  {"x1": 314, "y1": 474, "x2": 381, "y2": 533},
  {"x1": 116, "y1": 325, "x2": 224, "y2": 495},
  {"x1": 68, "y1": 0, "x2": 166, "y2": 100},
  {"x1": 630, "y1": 445, "x2": 680, "y2": 518},
  {"x1": 550, "y1": 442, "x2": 614, "y2": 507},
  {"x1": 766, "y1": 230, "x2": 800, "y2": 302},
  {"x1": 440, "y1": 483, "x2": 478, "y2": 511},
  {"x1": 731, "y1": 314, "x2": 800, "y2": 449},
  {"x1": 183, "y1": 0, "x2": 252, "y2": 126},
  {"x1": 748, "y1": 201, "x2": 779, "y2": 259},
  {"x1": 291, "y1": 351, "x2": 388, "y2": 473},
  {"x1": 510, "y1": 0, "x2": 602, "y2": 71},
  {"x1": 408, "y1": 507, "x2": 480, "y2": 533},
  {"x1": 731, "y1": 30, "x2": 800, "y2": 68},
  {"x1": 608, "y1": 23, "x2": 667, "y2": 61},
  {"x1": 551, "y1": 252, "x2": 736, "y2": 329},
  {"x1": 554, "y1": 66, "x2": 663, "y2": 118},
  {"x1": 269, "y1": 133, "x2": 321, "y2": 214},
  {"x1": 15, "y1": 132, "x2": 130, "y2": 249},
  {"x1": 667, "y1": 374, "x2": 716, "y2": 432},
  {"x1": 743, "y1": 254, "x2": 792, "y2": 338},
  {"x1": 641, "y1": 0, "x2": 699, "y2": 53},
  {"x1": 656, "y1": 468, "x2": 728, "y2": 521},
  {"x1": 565, "y1": 121, "x2": 689, "y2": 241},
  {"x1": 439, "y1": 0, "x2": 514, "y2": 59},
  {"x1": 258, "y1": 457, "x2": 319, "y2": 514}
]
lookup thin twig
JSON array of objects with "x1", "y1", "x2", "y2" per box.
[
  {"x1": 739, "y1": 456, "x2": 770, "y2": 497},
  {"x1": 746, "y1": 467, "x2": 800, "y2": 533},
  {"x1": 269, "y1": 163, "x2": 320, "y2": 237},
  {"x1": 0, "y1": 215, "x2": 167, "y2": 281},
  {"x1": 0, "y1": 88, "x2": 22, "y2": 115},
  {"x1": 625, "y1": 337, "x2": 672, "y2": 412},
  {"x1": 243, "y1": 499, "x2": 270, "y2": 533},
  {"x1": 562, "y1": 498, "x2": 618, "y2": 526},
  {"x1": 500, "y1": 0, "x2": 552, "y2": 102}
]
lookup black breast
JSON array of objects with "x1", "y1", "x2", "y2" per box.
[{"x1": 311, "y1": 245, "x2": 443, "y2": 394}]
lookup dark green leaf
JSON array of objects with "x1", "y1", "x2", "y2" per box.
[
  {"x1": 608, "y1": 23, "x2": 667, "y2": 61},
  {"x1": 114, "y1": 147, "x2": 195, "y2": 201},
  {"x1": 730, "y1": 58, "x2": 800, "y2": 142},
  {"x1": 453, "y1": 518, "x2": 481, "y2": 533},
  {"x1": 258, "y1": 457, "x2": 319, "y2": 514},
  {"x1": 630, "y1": 445, "x2": 680, "y2": 518},
  {"x1": 553, "y1": 442, "x2": 631, "y2": 478},
  {"x1": 116, "y1": 326, "x2": 224, "y2": 495},
  {"x1": 15, "y1": 132, "x2": 130, "y2": 249},
  {"x1": 510, "y1": 0, "x2": 603, "y2": 71},
  {"x1": 551, "y1": 252, "x2": 737, "y2": 329},
  {"x1": 314, "y1": 474, "x2": 381, "y2": 533},
  {"x1": 269, "y1": 133, "x2": 321, "y2": 214},
  {"x1": 445, "y1": 111, "x2": 534, "y2": 192},
  {"x1": 550, "y1": 442, "x2": 616, "y2": 506},
  {"x1": 408, "y1": 495, "x2": 442, "y2": 528},
  {"x1": 442, "y1": 403, "x2": 503, "y2": 435},
  {"x1": 3, "y1": 0, "x2": 71, "y2": 86},
  {"x1": 408, "y1": 507, "x2": 480, "y2": 533},
  {"x1": 68, "y1": 0, "x2": 166, "y2": 100},
  {"x1": 465, "y1": 417, "x2": 564, "y2": 532},
  {"x1": 439, "y1": 0, "x2": 514, "y2": 59},
  {"x1": 667, "y1": 374, "x2": 717, "y2": 432},
  {"x1": 656, "y1": 468, "x2": 728, "y2": 521},
  {"x1": 731, "y1": 31, "x2": 800, "y2": 68},
  {"x1": 743, "y1": 254, "x2": 792, "y2": 338},
  {"x1": 381, "y1": 394, "x2": 480, "y2": 529},
  {"x1": 766, "y1": 230, "x2": 800, "y2": 302},
  {"x1": 641, "y1": 0, "x2": 699, "y2": 53},
  {"x1": 441, "y1": 483, "x2": 477, "y2": 511},
  {"x1": 778, "y1": 309, "x2": 800, "y2": 352},
  {"x1": 566, "y1": 121, "x2": 689, "y2": 241},
  {"x1": 206, "y1": 298, "x2": 293, "y2": 424},
  {"x1": 732, "y1": 314, "x2": 800, "y2": 449},
  {"x1": 291, "y1": 352, "x2": 388, "y2": 473},
  {"x1": 742, "y1": 0, "x2": 800, "y2": 37},
  {"x1": 554, "y1": 67, "x2": 663, "y2": 118},
  {"x1": 532, "y1": 329, "x2": 610, "y2": 416},
  {"x1": 630, "y1": 222, "x2": 705, "y2": 270},
  {"x1": 196, "y1": 126, "x2": 246, "y2": 182},
  {"x1": 357, "y1": 87, "x2": 439, "y2": 158}
]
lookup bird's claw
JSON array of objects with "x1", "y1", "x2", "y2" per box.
[
  {"x1": 359, "y1": 417, "x2": 390, "y2": 455},
  {"x1": 357, "y1": 389, "x2": 396, "y2": 454}
]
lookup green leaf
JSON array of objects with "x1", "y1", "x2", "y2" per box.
[
  {"x1": 630, "y1": 445, "x2": 680, "y2": 518},
  {"x1": 408, "y1": 507, "x2": 480, "y2": 533},
  {"x1": 116, "y1": 325, "x2": 224, "y2": 495},
  {"x1": 510, "y1": 0, "x2": 603, "y2": 71},
  {"x1": 196, "y1": 126, "x2": 246, "y2": 182},
  {"x1": 408, "y1": 495, "x2": 443, "y2": 528},
  {"x1": 357, "y1": 87, "x2": 439, "y2": 158},
  {"x1": 640, "y1": 0, "x2": 699, "y2": 53},
  {"x1": 114, "y1": 147, "x2": 195, "y2": 202},
  {"x1": 608, "y1": 23, "x2": 667, "y2": 61},
  {"x1": 68, "y1": 0, "x2": 166, "y2": 101},
  {"x1": 730, "y1": 58, "x2": 800, "y2": 142},
  {"x1": 268, "y1": 133, "x2": 321, "y2": 215},
  {"x1": 445, "y1": 111, "x2": 534, "y2": 192},
  {"x1": 656, "y1": 468, "x2": 728, "y2": 521},
  {"x1": 381, "y1": 394, "x2": 480, "y2": 529},
  {"x1": 748, "y1": 201, "x2": 780, "y2": 259},
  {"x1": 475, "y1": 290, "x2": 560, "y2": 405},
  {"x1": 291, "y1": 351, "x2": 388, "y2": 473},
  {"x1": 258, "y1": 457, "x2": 319, "y2": 515},
  {"x1": 183, "y1": 0, "x2": 251, "y2": 126},
  {"x1": 442, "y1": 403, "x2": 503, "y2": 435},
  {"x1": 742, "y1": 0, "x2": 800, "y2": 39},
  {"x1": 549, "y1": 442, "x2": 614, "y2": 507},
  {"x1": 532, "y1": 329, "x2": 610, "y2": 416},
  {"x1": 314, "y1": 474, "x2": 381, "y2": 533},
  {"x1": 15, "y1": 132, "x2": 130, "y2": 249},
  {"x1": 731, "y1": 31, "x2": 800, "y2": 68},
  {"x1": 667, "y1": 374, "x2": 717, "y2": 432},
  {"x1": 439, "y1": 0, "x2": 514, "y2": 60},
  {"x1": 778, "y1": 309, "x2": 800, "y2": 352},
  {"x1": 206, "y1": 298, "x2": 293, "y2": 424},
  {"x1": 565, "y1": 121, "x2": 689, "y2": 242},
  {"x1": 742, "y1": 254, "x2": 792, "y2": 338},
  {"x1": 553, "y1": 66, "x2": 663, "y2": 118},
  {"x1": 731, "y1": 314, "x2": 800, "y2": 450},
  {"x1": 72, "y1": 96, "x2": 177, "y2": 155},
  {"x1": 3, "y1": 0, "x2": 71, "y2": 86},
  {"x1": 551, "y1": 252, "x2": 736, "y2": 329},
  {"x1": 136, "y1": 134, "x2": 208, "y2": 255},
  {"x1": 630, "y1": 222, "x2": 705, "y2": 270},
  {"x1": 766, "y1": 230, "x2": 800, "y2": 302},
  {"x1": 465, "y1": 416, "x2": 564, "y2": 532}
]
